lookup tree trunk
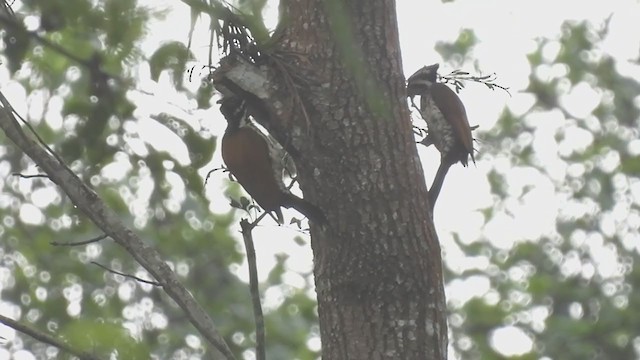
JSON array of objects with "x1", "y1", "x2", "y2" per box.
[{"x1": 273, "y1": 0, "x2": 448, "y2": 358}]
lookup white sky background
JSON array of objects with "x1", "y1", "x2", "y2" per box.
[{"x1": 2, "y1": 0, "x2": 640, "y2": 358}]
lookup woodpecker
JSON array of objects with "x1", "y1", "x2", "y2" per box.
[
  {"x1": 219, "y1": 95, "x2": 325, "y2": 225},
  {"x1": 407, "y1": 64, "x2": 476, "y2": 210}
]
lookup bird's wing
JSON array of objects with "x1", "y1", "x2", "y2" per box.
[
  {"x1": 221, "y1": 128, "x2": 284, "y2": 212},
  {"x1": 429, "y1": 83, "x2": 475, "y2": 162}
]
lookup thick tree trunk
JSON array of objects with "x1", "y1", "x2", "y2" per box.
[{"x1": 265, "y1": 1, "x2": 450, "y2": 359}]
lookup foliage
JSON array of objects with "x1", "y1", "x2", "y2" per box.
[{"x1": 440, "y1": 19, "x2": 640, "y2": 360}]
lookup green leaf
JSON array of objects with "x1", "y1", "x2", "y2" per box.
[
  {"x1": 60, "y1": 319, "x2": 150, "y2": 359},
  {"x1": 3, "y1": 28, "x2": 31, "y2": 74},
  {"x1": 148, "y1": 41, "x2": 194, "y2": 88}
]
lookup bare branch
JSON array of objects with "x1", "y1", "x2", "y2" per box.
[
  {"x1": 439, "y1": 69, "x2": 511, "y2": 96},
  {"x1": 51, "y1": 234, "x2": 109, "y2": 247},
  {"x1": 240, "y1": 219, "x2": 266, "y2": 360},
  {"x1": 0, "y1": 0, "x2": 15, "y2": 18},
  {"x1": 91, "y1": 261, "x2": 161, "y2": 286},
  {"x1": 249, "y1": 210, "x2": 270, "y2": 227},
  {"x1": 0, "y1": 314, "x2": 104, "y2": 360},
  {"x1": 0, "y1": 96, "x2": 237, "y2": 359},
  {"x1": 204, "y1": 165, "x2": 228, "y2": 186},
  {"x1": 11, "y1": 173, "x2": 49, "y2": 179}
]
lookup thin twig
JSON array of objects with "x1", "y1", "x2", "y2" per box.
[
  {"x1": 439, "y1": 70, "x2": 511, "y2": 96},
  {"x1": 91, "y1": 262, "x2": 161, "y2": 286},
  {"x1": 0, "y1": 314, "x2": 103, "y2": 360},
  {"x1": 208, "y1": 14, "x2": 216, "y2": 73},
  {"x1": 249, "y1": 209, "x2": 270, "y2": 228},
  {"x1": 239, "y1": 219, "x2": 266, "y2": 360},
  {"x1": 11, "y1": 173, "x2": 49, "y2": 179},
  {"x1": 51, "y1": 234, "x2": 109, "y2": 247},
  {"x1": 204, "y1": 166, "x2": 228, "y2": 186}
]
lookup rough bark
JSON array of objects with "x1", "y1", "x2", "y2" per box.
[{"x1": 269, "y1": 1, "x2": 449, "y2": 359}]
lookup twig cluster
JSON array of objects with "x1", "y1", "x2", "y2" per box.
[{"x1": 438, "y1": 69, "x2": 511, "y2": 96}]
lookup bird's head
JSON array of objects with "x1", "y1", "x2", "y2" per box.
[
  {"x1": 218, "y1": 95, "x2": 249, "y2": 131},
  {"x1": 406, "y1": 63, "x2": 439, "y2": 97}
]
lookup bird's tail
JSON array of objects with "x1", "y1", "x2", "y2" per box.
[
  {"x1": 429, "y1": 162, "x2": 451, "y2": 211},
  {"x1": 281, "y1": 193, "x2": 327, "y2": 225}
]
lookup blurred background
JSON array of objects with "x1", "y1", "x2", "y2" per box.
[{"x1": 0, "y1": 0, "x2": 639, "y2": 359}]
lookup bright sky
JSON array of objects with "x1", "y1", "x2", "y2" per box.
[{"x1": 2, "y1": 0, "x2": 640, "y2": 358}]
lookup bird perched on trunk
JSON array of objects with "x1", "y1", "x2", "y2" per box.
[
  {"x1": 219, "y1": 95, "x2": 325, "y2": 225},
  {"x1": 407, "y1": 64, "x2": 476, "y2": 211}
]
